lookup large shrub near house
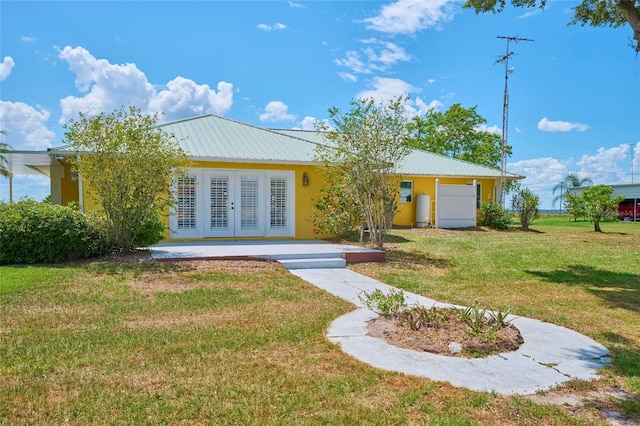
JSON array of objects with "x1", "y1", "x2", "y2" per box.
[
  {"x1": 0, "y1": 200, "x2": 106, "y2": 264},
  {"x1": 478, "y1": 200, "x2": 511, "y2": 230},
  {"x1": 64, "y1": 106, "x2": 188, "y2": 252}
]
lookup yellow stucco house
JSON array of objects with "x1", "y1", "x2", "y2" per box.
[{"x1": 6, "y1": 114, "x2": 522, "y2": 240}]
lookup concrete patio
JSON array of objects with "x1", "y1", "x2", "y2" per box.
[{"x1": 151, "y1": 239, "x2": 386, "y2": 269}]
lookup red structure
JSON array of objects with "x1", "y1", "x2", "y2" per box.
[{"x1": 618, "y1": 199, "x2": 640, "y2": 222}]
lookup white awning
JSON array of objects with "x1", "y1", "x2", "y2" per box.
[{"x1": 3, "y1": 151, "x2": 57, "y2": 177}]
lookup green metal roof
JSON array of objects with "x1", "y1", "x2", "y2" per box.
[
  {"x1": 158, "y1": 115, "x2": 522, "y2": 179},
  {"x1": 272, "y1": 128, "x2": 519, "y2": 178},
  {"x1": 159, "y1": 115, "x2": 319, "y2": 164}
]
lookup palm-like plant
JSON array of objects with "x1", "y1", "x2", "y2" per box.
[
  {"x1": 565, "y1": 173, "x2": 593, "y2": 188},
  {"x1": 0, "y1": 130, "x2": 13, "y2": 178},
  {"x1": 552, "y1": 173, "x2": 593, "y2": 213}
]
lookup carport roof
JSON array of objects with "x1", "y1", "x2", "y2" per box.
[{"x1": 3, "y1": 151, "x2": 56, "y2": 176}]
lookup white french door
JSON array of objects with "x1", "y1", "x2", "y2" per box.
[
  {"x1": 205, "y1": 171, "x2": 264, "y2": 237},
  {"x1": 172, "y1": 169, "x2": 294, "y2": 239}
]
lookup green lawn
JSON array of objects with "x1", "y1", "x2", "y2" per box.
[{"x1": 1, "y1": 215, "x2": 638, "y2": 425}]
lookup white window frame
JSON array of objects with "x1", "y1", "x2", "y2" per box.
[
  {"x1": 265, "y1": 171, "x2": 295, "y2": 237},
  {"x1": 400, "y1": 180, "x2": 413, "y2": 203},
  {"x1": 170, "y1": 168, "x2": 295, "y2": 239}
]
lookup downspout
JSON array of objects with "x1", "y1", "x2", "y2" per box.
[{"x1": 77, "y1": 155, "x2": 83, "y2": 212}]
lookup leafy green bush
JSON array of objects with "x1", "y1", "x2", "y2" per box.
[
  {"x1": 133, "y1": 212, "x2": 166, "y2": 247},
  {"x1": 478, "y1": 200, "x2": 511, "y2": 230},
  {"x1": 311, "y1": 168, "x2": 361, "y2": 240},
  {"x1": 0, "y1": 200, "x2": 106, "y2": 265}
]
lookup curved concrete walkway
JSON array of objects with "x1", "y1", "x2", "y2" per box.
[{"x1": 290, "y1": 268, "x2": 611, "y2": 396}]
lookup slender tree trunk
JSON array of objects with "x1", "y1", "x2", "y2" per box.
[{"x1": 594, "y1": 221, "x2": 602, "y2": 232}]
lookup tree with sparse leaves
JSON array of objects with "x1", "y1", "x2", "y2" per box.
[
  {"x1": 409, "y1": 103, "x2": 506, "y2": 168},
  {"x1": 464, "y1": 0, "x2": 640, "y2": 52},
  {"x1": 315, "y1": 96, "x2": 412, "y2": 250},
  {"x1": 511, "y1": 187, "x2": 540, "y2": 230},
  {"x1": 572, "y1": 184, "x2": 625, "y2": 232},
  {"x1": 64, "y1": 106, "x2": 189, "y2": 252}
]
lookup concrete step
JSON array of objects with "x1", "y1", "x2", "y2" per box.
[
  {"x1": 262, "y1": 252, "x2": 344, "y2": 261},
  {"x1": 278, "y1": 257, "x2": 346, "y2": 270}
]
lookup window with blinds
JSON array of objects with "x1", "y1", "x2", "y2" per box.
[
  {"x1": 240, "y1": 176, "x2": 258, "y2": 229},
  {"x1": 270, "y1": 177, "x2": 287, "y2": 228},
  {"x1": 177, "y1": 176, "x2": 197, "y2": 230},
  {"x1": 210, "y1": 176, "x2": 229, "y2": 229}
]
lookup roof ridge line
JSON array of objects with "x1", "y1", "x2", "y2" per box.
[{"x1": 265, "y1": 128, "x2": 330, "y2": 148}]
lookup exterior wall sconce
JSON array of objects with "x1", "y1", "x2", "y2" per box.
[
  {"x1": 70, "y1": 172, "x2": 78, "y2": 182},
  {"x1": 302, "y1": 172, "x2": 309, "y2": 186}
]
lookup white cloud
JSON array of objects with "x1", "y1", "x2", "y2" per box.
[
  {"x1": 537, "y1": 117, "x2": 590, "y2": 132},
  {"x1": 57, "y1": 46, "x2": 233, "y2": 124},
  {"x1": 363, "y1": 0, "x2": 457, "y2": 34},
  {"x1": 21, "y1": 36, "x2": 36, "y2": 43},
  {"x1": 361, "y1": 38, "x2": 412, "y2": 69},
  {"x1": 576, "y1": 144, "x2": 628, "y2": 183},
  {"x1": 259, "y1": 101, "x2": 296, "y2": 122},
  {"x1": 335, "y1": 39, "x2": 412, "y2": 75},
  {"x1": 296, "y1": 116, "x2": 332, "y2": 131},
  {"x1": 518, "y1": 9, "x2": 543, "y2": 19},
  {"x1": 506, "y1": 144, "x2": 640, "y2": 209},
  {"x1": 475, "y1": 124, "x2": 502, "y2": 136},
  {"x1": 0, "y1": 56, "x2": 15, "y2": 80},
  {"x1": 356, "y1": 77, "x2": 440, "y2": 117},
  {"x1": 335, "y1": 51, "x2": 370, "y2": 74},
  {"x1": 0, "y1": 101, "x2": 56, "y2": 150},
  {"x1": 632, "y1": 142, "x2": 640, "y2": 182},
  {"x1": 507, "y1": 157, "x2": 569, "y2": 209},
  {"x1": 289, "y1": 1, "x2": 304, "y2": 8},
  {"x1": 411, "y1": 97, "x2": 441, "y2": 116},
  {"x1": 299, "y1": 116, "x2": 319, "y2": 131},
  {"x1": 357, "y1": 77, "x2": 415, "y2": 103},
  {"x1": 149, "y1": 77, "x2": 233, "y2": 119},
  {"x1": 338, "y1": 72, "x2": 357, "y2": 82},
  {"x1": 257, "y1": 23, "x2": 287, "y2": 31}
]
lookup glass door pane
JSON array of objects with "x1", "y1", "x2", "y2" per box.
[
  {"x1": 240, "y1": 176, "x2": 259, "y2": 230},
  {"x1": 210, "y1": 175, "x2": 229, "y2": 230}
]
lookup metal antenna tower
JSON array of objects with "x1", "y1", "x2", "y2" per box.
[{"x1": 495, "y1": 35, "x2": 534, "y2": 205}]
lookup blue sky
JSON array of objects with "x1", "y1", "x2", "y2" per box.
[{"x1": 1, "y1": 0, "x2": 638, "y2": 209}]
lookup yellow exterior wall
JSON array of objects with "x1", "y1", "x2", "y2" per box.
[
  {"x1": 394, "y1": 176, "x2": 498, "y2": 227},
  {"x1": 72, "y1": 157, "x2": 502, "y2": 240},
  {"x1": 79, "y1": 179, "x2": 102, "y2": 213},
  {"x1": 60, "y1": 164, "x2": 80, "y2": 206}
]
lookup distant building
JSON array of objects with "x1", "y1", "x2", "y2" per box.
[{"x1": 568, "y1": 183, "x2": 640, "y2": 222}]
